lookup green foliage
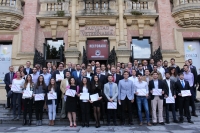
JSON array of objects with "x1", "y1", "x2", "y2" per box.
[
  {"x1": 131, "y1": 11, "x2": 142, "y2": 15},
  {"x1": 56, "y1": 11, "x2": 65, "y2": 17},
  {"x1": 131, "y1": 0, "x2": 139, "y2": 2}
]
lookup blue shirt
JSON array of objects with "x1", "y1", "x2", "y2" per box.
[
  {"x1": 183, "y1": 72, "x2": 194, "y2": 87},
  {"x1": 109, "y1": 82, "x2": 113, "y2": 97},
  {"x1": 26, "y1": 68, "x2": 30, "y2": 74},
  {"x1": 41, "y1": 73, "x2": 51, "y2": 86}
]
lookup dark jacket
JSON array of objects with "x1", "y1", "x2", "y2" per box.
[
  {"x1": 175, "y1": 80, "x2": 190, "y2": 95},
  {"x1": 163, "y1": 79, "x2": 176, "y2": 96},
  {"x1": 4, "y1": 72, "x2": 15, "y2": 90},
  {"x1": 149, "y1": 80, "x2": 166, "y2": 100},
  {"x1": 23, "y1": 68, "x2": 33, "y2": 75}
]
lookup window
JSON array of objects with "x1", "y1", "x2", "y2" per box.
[{"x1": 131, "y1": 38, "x2": 151, "y2": 59}]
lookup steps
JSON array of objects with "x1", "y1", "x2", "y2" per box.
[{"x1": 0, "y1": 103, "x2": 200, "y2": 125}]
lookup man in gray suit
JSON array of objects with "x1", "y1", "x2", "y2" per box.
[
  {"x1": 118, "y1": 71, "x2": 135, "y2": 125},
  {"x1": 104, "y1": 74, "x2": 118, "y2": 126}
]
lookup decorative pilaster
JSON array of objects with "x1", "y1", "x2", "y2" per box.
[{"x1": 118, "y1": 0, "x2": 126, "y2": 46}]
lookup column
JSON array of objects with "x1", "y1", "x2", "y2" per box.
[
  {"x1": 69, "y1": 0, "x2": 77, "y2": 48},
  {"x1": 118, "y1": 0, "x2": 126, "y2": 46}
]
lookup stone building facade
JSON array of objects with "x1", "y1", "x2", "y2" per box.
[{"x1": 0, "y1": 0, "x2": 200, "y2": 100}]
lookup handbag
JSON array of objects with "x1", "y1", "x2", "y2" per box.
[{"x1": 7, "y1": 90, "x2": 13, "y2": 98}]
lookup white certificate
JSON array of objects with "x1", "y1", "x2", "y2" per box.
[
  {"x1": 152, "y1": 89, "x2": 162, "y2": 96},
  {"x1": 80, "y1": 93, "x2": 89, "y2": 100},
  {"x1": 23, "y1": 90, "x2": 33, "y2": 98},
  {"x1": 107, "y1": 102, "x2": 117, "y2": 109},
  {"x1": 181, "y1": 90, "x2": 191, "y2": 97},
  {"x1": 48, "y1": 92, "x2": 57, "y2": 100},
  {"x1": 90, "y1": 93, "x2": 99, "y2": 102},
  {"x1": 166, "y1": 97, "x2": 175, "y2": 103},
  {"x1": 137, "y1": 89, "x2": 147, "y2": 96},
  {"x1": 11, "y1": 84, "x2": 20, "y2": 92},
  {"x1": 56, "y1": 74, "x2": 64, "y2": 80},
  {"x1": 35, "y1": 94, "x2": 44, "y2": 101},
  {"x1": 65, "y1": 89, "x2": 76, "y2": 97}
]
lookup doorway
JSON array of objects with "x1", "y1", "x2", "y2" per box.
[{"x1": 44, "y1": 39, "x2": 65, "y2": 66}]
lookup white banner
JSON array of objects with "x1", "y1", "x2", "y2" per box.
[
  {"x1": 184, "y1": 41, "x2": 200, "y2": 74},
  {"x1": 0, "y1": 45, "x2": 12, "y2": 84}
]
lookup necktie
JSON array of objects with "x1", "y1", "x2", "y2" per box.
[
  {"x1": 181, "y1": 81, "x2": 185, "y2": 88},
  {"x1": 98, "y1": 74, "x2": 100, "y2": 79},
  {"x1": 109, "y1": 83, "x2": 113, "y2": 97},
  {"x1": 112, "y1": 75, "x2": 115, "y2": 82}
]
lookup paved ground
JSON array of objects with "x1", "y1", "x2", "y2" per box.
[{"x1": 0, "y1": 122, "x2": 200, "y2": 133}]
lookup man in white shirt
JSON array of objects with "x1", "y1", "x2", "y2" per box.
[
  {"x1": 31, "y1": 67, "x2": 39, "y2": 85},
  {"x1": 157, "y1": 61, "x2": 165, "y2": 79},
  {"x1": 101, "y1": 64, "x2": 108, "y2": 76},
  {"x1": 134, "y1": 73, "x2": 151, "y2": 126},
  {"x1": 128, "y1": 69, "x2": 138, "y2": 84},
  {"x1": 41, "y1": 67, "x2": 51, "y2": 86}
]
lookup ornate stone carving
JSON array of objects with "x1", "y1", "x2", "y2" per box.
[
  {"x1": 0, "y1": 0, "x2": 24, "y2": 30},
  {"x1": 172, "y1": 0, "x2": 200, "y2": 28},
  {"x1": 125, "y1": 16, "x2": 158, "y2": 38}
]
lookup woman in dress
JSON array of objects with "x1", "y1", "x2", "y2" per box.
[
  {"x1": 46, "y1": 78, "x2": 57, "y2": 126},
  {"x1": 33, "y1": 75, "x2": 46, "y2": 126},
  {"x1": 90, "y1": 75, "x2": 103, "y2": 128},
  {"x1": 12, "y1": 71, "x2": 25, "y2": 120},
  {"x1": 78, "y1": 77, "x2": 90, "y2": 127},
  {"x1": 66, "y1": 77, "x2": 78, "y2": 127},
  {"x1": 22, "y1": 74, "x2": 34, "y2": 125},
  {"x1": 169, "y1": 67, "x2": 178, "y2": 82}
]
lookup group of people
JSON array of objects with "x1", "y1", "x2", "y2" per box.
[{"x1": 3, "y1": 58, "x2": 200, "y2": 127}]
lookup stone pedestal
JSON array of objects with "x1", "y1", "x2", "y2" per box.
[
  {"x1": 116, "y1": 48, "x2": 131, "y2": 63},
  {"x1": 65, "y1": 48, "x2": 80, "y2": 64}
]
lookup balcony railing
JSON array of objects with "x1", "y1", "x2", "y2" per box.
[
  {"x1": 0, "y1": 0, "x2": 24, "y2": 17},
  {"x1": 77, "y1": 0, "x2": 117, "y2": 16},
  {"x1": 124, "y1": 0, "x2": 157, "y2": 15},
  {"x1": 38, "y1": 0, "x2": 70, "y2": 17}
]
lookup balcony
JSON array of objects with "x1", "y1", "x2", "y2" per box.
[
  {"x1": 0, "y1": 0, "x2": 24, "y2": 30},
  {"x1": 36, "y1": 0, "x2": 70, "y2": 39},
  {"x1": 124, "y1": 0, "x2": 158, "y2": 38},
  {"x1": 172, "y1": 0, "x2": 200, "y2": 28}
]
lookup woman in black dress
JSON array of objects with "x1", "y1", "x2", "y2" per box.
[
  {"x1": 65, "y1": 77, "x2": 78, "y2": 127},
  {"x1": 90, "y1": 75, "x2": 103, "y2": 128}
]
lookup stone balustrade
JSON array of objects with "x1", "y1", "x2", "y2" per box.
[
  {"x1": 124, "y1": 0, "x2": 157, "y2": 15},
  {"x1": 38, "y1": 0, "x2": 70, "y2": 17},
  {"x1": 77, "y1": 0, "x2": 117, "y2": 16},
  {"x1": 0, "y1": 0, "x2": 24, "y2": 30},
  {"x1": 173, "y1": 0, "x2": 200, "y2": 13}
]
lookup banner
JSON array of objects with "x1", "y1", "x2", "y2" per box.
[
  {"x1": 0, "y1": 45, "x2": 12, "y2": 84},
  {"x1": 184, "y1": 41, "x2": 200, "y2": 74},
  {"x1": 86, "y1": 39, "x2": 109, "y2": 60}
]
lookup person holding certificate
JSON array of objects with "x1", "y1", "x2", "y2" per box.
[
  {"x1": 149, "y1": 71, "x2": 165, "y2": 125},
  {"x1": 175, "y1": 72, "x2": 193, "y2": 123},
  {"x1": 78, "y1": 77, "x2": 90, "y2": 127},
  {"x1": 163, "y1": 72, "x2": 178, "y2": 124},
  {"x1": 33, "y1": 75, "x2": 46, "y2": 126},
  {"x1": 12, "y1": 71, "x2": 25, "y2": 120},
  {"x1": 46, "y1": 78, "x2": 57, "y2": 126},
  {"x1": 22, "y1": 75, "x2": 34, "y2": 125},
  {"x1": 65, "y1": 77, "x2": 78, "y2": 127},
  {"x1": 134, "y1": 73, "x2": 151, "y2": 126},
  {"x1": 104, "y1": 74, "x2": 118, "y2": 126},
  {"x1": 90, "y1": 75, "x2": 103, "y2": 128}
]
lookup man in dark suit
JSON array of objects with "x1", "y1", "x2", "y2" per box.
[
  {"x1": 170, "y1": 58, "x2": 181, "y2": 74},
  {"x1": 163, "y1": 72, "x2": 178, "y2": 124},
  {"x1": 147, "y1": 58, "x2": 154, "y2": 73},
  {"x1": 143, "y1": 60, "x2": 152, "y2": 72},
  {"x1": 76, "y1": 69, "x2": 90, "y2": 86},
  {"x1": 137, "y1": 63, "x2": 145, "y2": 76},
  {"x1": 72, "y1": 64, "x2": 82, "y2": 80},
  {"x1": 111, "y1": 67, "x2": 122, "y2": 85},
  {"x1": 4, "y1": 66, "x2": 15, "y2": 109},
  {"x1": 52, "y1": 63, "x2": 66, "y2": 112},
  {"x1": 163, "y1": 60, "x2": 169, "y2": 73},
  {"x1": 149, "y1": 71, "x2": 166, "y2": 125},
  {"x1": 93, "y1": 67, "x2": 107, "y2": 85},
  {"x1": 23, "y1": 61, "x2": 33, "y2": 75},
  {"x1": 175, "y1": 72, "x2": 193, "y2": 123},
  {"x1": 188, "y1": 59, "x2": 199, "y2": 102},
  {"x1": 66, "y1": 62, "x2": 75, "y2": 74}
]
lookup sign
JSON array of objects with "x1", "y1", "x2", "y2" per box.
[
  {"x1": 184, "y1": 41, "x2": 200, "y2": 74},
  {"x1": 0, "y1": 45, "x2": 12, "y2": 84},
  {"x1": 87, "y1": 39, "x2": 109, "y2": 60},
  {"x1": 80, "y1": 26, "x2": 115, "y2": 36}
]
